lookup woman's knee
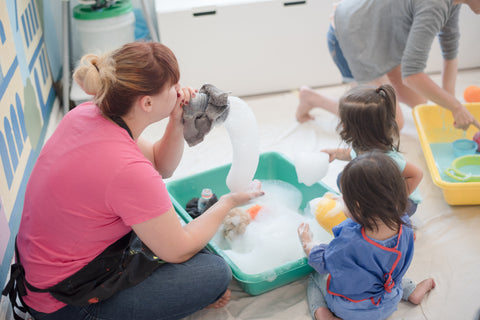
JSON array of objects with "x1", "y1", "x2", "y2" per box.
[{"x1": 196, "y1": 251, "x2": 232, "y2": 290}]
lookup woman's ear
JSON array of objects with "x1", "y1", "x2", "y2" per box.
[{"x1": 139, "y1": 95, "x2": 153, "y2": 113}]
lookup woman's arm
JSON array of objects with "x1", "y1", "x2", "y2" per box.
[
  {"x1": 132, "y1": 189, "x2": 264, "y2": 263},
  {"x1": 137, "y1": 87, "x2": 196, "y2": 178},
  {"x1": 442, "y1": 57, "x2": 458, "y2": 96},
  {"x1": 403, "y1": 72, "x2": 480, "y2": 130},
  {"x1": 402, "y1": 161, "x2": 423, "y2": 195}
]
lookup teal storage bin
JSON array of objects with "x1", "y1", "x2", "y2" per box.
[{"x1": 166, "y1": 151, "x2": 335, "y2": 295}]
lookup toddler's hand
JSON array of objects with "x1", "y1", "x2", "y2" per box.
[
  {"x1": 320, "y1": 149, "x2": 336, "y2": 162},
  {"x1": 298, "y1": 223, "x2": 314, "y2": 256}
]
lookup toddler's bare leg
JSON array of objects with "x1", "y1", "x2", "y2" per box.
[
  {"x1": 408, "y1": 278, "x2": 436, "y2": 305},
  {"x1": 314, "y1": 307, "x2": 342, "y2": 320}
]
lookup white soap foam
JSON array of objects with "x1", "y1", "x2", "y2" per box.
[
  {"x1": 223, "y1": 96, "x2": 260, "y2": 192},
  {"x1": 294, "y1": 151, "x2": 329, "y2": 186},
  {"x1": 214, "y1": 180, "x2": 333, "y2": 275}
]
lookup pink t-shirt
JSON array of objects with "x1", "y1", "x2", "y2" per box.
[{"x1": 17, "y1": 102, "x2": 173, "y2": 313}]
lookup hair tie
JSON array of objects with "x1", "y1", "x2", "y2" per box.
[
  {"x1": 93, "y1": 63, "x2": 99, "y2": 72},
  {"x1": 376, "y1": 87, "x2": 386, "y2": 98}
]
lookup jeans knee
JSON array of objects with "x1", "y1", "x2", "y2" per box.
[
  {"x1": 201, "y1": 252, "x2": 232, "y2": 290},
  {"x1": 214, "y1": 255, "x2": 232, "y2": 288}
]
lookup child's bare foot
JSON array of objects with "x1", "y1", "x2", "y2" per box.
[
  {"x1": 296, "y1": 86, "x2": 317, "y2": 123},
  {"x1": 206, "y1": 289, "x2": 231, "y2": 308},
  {"x1": 408, "y1": 278, "x2": 436, "y2": 305},
  {"x1": 314, "y1": 307, "x2": 342, "y2": 320}
]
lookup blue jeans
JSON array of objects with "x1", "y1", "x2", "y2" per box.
[
  {"x1": 327, "y1": 25, "x2": 354, "y2": 83},
  {"x1": 28, "y1": 250, "x2": 232, "y2": 320}
]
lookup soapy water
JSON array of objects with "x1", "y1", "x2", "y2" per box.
[
  {"x1": 213, "y1": 180, "x2": 333, "y2": 275},
  {"x1": 223, "y1": 96, "x2": 260, "y2": 192}
]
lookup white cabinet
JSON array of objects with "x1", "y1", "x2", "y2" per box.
[{"x1": 156, "y1": 0, "x2": 342, "y2": 96}]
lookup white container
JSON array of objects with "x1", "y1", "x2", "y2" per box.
[{"x1": 73, "y1": 0, "x2": 135, "y2": 57}]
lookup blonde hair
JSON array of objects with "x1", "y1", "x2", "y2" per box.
[
  {"x1": 73, "y1": 53, "x2": 116, "y2": 105},
  {"x1": 73, "y1": 41, "x2": 180, "y2": 119}
]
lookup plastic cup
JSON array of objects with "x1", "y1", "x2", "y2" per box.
[{"x1": 452, "y1": 139, "x2": 478, "y2": 157}]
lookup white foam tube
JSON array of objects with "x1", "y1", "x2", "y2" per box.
[{"x1": 223, "y1": 96, "x2": 260, "y2": 192}]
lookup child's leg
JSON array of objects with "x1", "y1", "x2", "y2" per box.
[
  {"x1": 401, "y1": 277, "x2": 436, "y2": 305},
  {"x1": 307, "y1": 273, "x2": 340, "y2": 320}
]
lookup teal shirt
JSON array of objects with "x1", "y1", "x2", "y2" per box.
[{"x1": 350, "y1": 149, "x2": 422, "y2": 204}]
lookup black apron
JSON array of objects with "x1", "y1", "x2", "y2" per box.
[{"x1": 2, "y1": 232, "x2": 165, "y2": 319}]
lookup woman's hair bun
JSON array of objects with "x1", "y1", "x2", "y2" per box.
[
  {"x1": 73, "y1": 54, "x2": 103, "y2": 96},
  {"x1": 73, "y1": 53, "x2": 116, "y2": 103}
]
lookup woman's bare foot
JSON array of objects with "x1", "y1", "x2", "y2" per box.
[
  {"x1": 296, "y1": 86, "x2": 317, "y2": 123},
  {"x1": 408, "y1": 278, "x2": 436, "y2": 305},
  {"x1": 206, "y1": 289, "x2": 231, "y2": 308},
  {"x1": 296, "y1": 86, "x2": 339, "y2": 123},
  {"x1": 314, "y1": 307, "x2": 342, "y2": 320}
]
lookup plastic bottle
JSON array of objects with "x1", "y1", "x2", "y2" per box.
[{"x1": 197, "y1": 188, "x2": 213, "y2": 212}]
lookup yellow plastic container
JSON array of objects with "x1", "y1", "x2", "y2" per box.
[
  {"x1": 311, "y1": 193, "x2": 347, "y2": 234},
  {"x1": 412, "y1": 103, "x2": 480, "y2": 205}
]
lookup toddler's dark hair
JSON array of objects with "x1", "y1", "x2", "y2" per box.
[
  {"x1": 340, "y1": 151, "x2": 408, "y2": 232},
  {"x1": 338, "y1": 84, "x2": 400, "y2": 153}
]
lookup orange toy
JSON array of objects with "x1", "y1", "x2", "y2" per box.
[
  {"x1": 464, "y1": 85, "x2": 480, "y2": 103},
  {"x1": 246, "y1": 204, "x2": 263, "y2": 219}
]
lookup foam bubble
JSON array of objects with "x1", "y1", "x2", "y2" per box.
[
  {"x1": 214, "y1": 180, "x2": 333, "y2": 275},
  {"x1": 223, "y1": 96, "x2": 260, "y2": 192}
]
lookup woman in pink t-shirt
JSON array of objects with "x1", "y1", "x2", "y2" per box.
[{"x1": 10, "y1": 42, "x2": 264, "y2": 320}]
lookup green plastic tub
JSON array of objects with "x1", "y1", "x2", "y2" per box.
[{"x1": 166, "y1": 151, "x2": 335, "y2": 295}]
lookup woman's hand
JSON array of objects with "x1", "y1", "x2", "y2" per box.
[
  {"x1": 171, "y1": 86, "x2": 198, "y2": 122},
  {"x1": 220, "y1": 180, "x2": 265, "y2": 209},
  {"x1": 451, "y1": 104, "x2": 480, "y2": 131}
]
